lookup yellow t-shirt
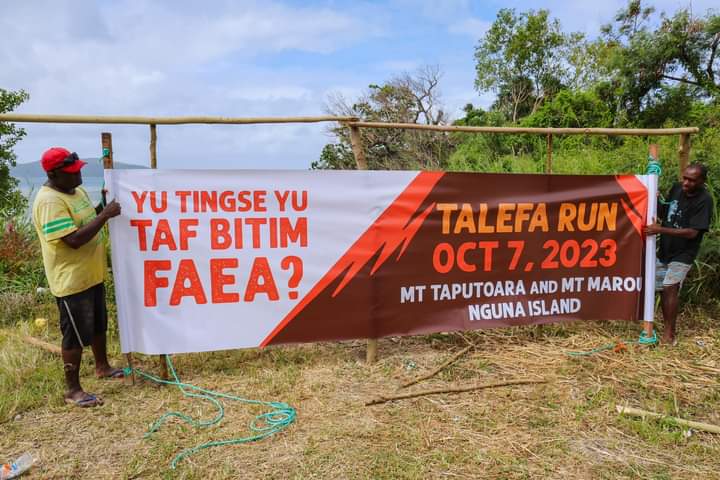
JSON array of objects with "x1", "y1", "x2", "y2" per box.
[{"x1": 32, "y1": 185, "x2": 106, "y2": 297}]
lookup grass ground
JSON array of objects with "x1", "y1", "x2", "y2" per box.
[{"x1": 1, "y1": 307, "x2": 719, "y2": 479}]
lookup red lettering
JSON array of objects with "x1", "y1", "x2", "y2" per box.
[
  {"x1": 152, "y1": 219, "x2": 177, "y2": 251},
  {"x1": 254, "y1": 190, "x2": 267, "y2": 212},
  {"x1": 210, "y1": 219, "x2": 231, "y2": 249},
  {"x1": 170, "y1": 259, "x2": 207, "y2": 306},
  {"x1": 245, "y1": 218, "x2": 267, "y2": 248},
  {"x1": 130, "y1": 219, "x2": 153, "y2": 251},
  {"x1": 280, "y1": 217, "x2": 307, "y2": 247},
  {"x1": 456, "y1": 242, "x2": 477, "y2": 273},
  {"x1": 179, "y1": 219, "x2": 198, "y2": 250},
  {"x1": 131, "y1": 191, "x2": 148, "y2": 213},
  {"x1": 149, "y1": 191, "x2": 167, "y2": 213},
  {"x1": 210, "y1": 258, "x2": 239, "y2": 303},
  {"x1": 432, "y1": 243, "x2": 454, "y2": 274},
  {"x1": 244, "y1": 257, "x2": 279, "y2": 301},
  {"x1": 477, "y1": 241, "x2": 499, "y2": 271},
  {"x1": 144, "y1": 260, "x2": 171, "y2": 307},
  {"x1": 175, "y1": 191, "x2": 191, "y2": 213}
]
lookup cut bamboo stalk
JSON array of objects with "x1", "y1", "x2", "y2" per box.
[
  {"x1": 22, "y1": 335, "x2": 61, "y2": 355},
  {"x1": 616, "y1": 405, "x2": 720, "y2": 434},
  {"x1": 366, "y1": 339, "x2": 378, "y2": 364},
  {"x1": 348, "y1": 125, "x2": 368, "y2": 170},
  {"x1": 0, "y1": 114, "x2": 359, "y2": 125},
  {"x1": 102, "y1": 131, "x2": 135, "y2": 386},
  {"x1": 678, "y1": 133, "x2": 691, "y2": 179},
  {"x1": 366, "y1": 378, "x2": 548, "y2": 406},
  {"x1": 149, "y1": 124, "x2": 157, "y2": 168},
  {"x1": 347, "y1": 122, "x2": 699, "y2": 136},
  {"x1": 346, "y1": 121, "x2": 375, "y2": 363},
  {"x1": 546, "y1": 133, "x2": 553, "y2": 173}
]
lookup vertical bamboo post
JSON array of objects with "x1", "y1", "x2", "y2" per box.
[
  {"x1": 148, "y1": 124, "x2": 169, "y2": 380},
  {"x1": 102, "y1": 132, "x2": 135, "y2": 386},
  {"x1": 545, "y1": 133, "x2": 553, "y2": 173},
  {"x1": 678, "y1": 133, "x2": 690, "y2": 179},
  {"x1": 349, "y1": 126, "x2": 368, "y2": 170},
  {"x1": 150, "y1": 124, "x2": 158, "y2": 169},
  {"x1": 347, "y1": 123, "x2": 376, "y2": 363}
]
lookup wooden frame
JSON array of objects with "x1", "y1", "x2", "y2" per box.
[{"x1": 2, "y1": 113, "x2": 697, "y2": 364}]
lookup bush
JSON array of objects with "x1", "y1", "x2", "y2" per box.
[{"x1": 0, "y1": 214, "x2": 46, "y2": 326}]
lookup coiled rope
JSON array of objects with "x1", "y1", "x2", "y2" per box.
[{"x1": 123, "y1": 356, "x2": 296, "y2": 469}]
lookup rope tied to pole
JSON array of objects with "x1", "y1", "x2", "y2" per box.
[{"x1": 123, "y1": 355, "x2": 296, "y2": 469}]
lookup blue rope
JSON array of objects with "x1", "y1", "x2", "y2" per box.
[
  {"x1": 566, "y1": 330, "x2": 658, "y2": 357},
  {"x1": 646, "y1": 155, "x2": 662, "y2": 176},
  {"x1": 124, "y1": 356, "x2": 296, "y2": 469}
]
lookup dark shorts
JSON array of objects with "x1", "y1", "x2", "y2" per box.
[{"x1": 55, "y1": 283, "x2": 108, "y2": 350}]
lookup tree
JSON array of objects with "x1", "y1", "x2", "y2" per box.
[
  {"x1": 0, "y1": 88, "x2": 29, "y2": 217},
  {"x1": 314, "y1": 66, "x2": 454, "y2": 170},
  {"x1": 474, "y1": 9, "x2": 579, "y2": 122},
  {"x1": 602, "y1": 1, "x2": 720, "y2": 122}
]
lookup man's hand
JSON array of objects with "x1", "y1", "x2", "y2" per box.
[
  {"x1": 643, "y1": 221, "x2": 663, "y2": 236},
  {"x1": 100, "y1": 200, "x2": 121, "y2": 219}
]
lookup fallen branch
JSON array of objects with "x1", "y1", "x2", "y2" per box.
[
  {"x1": 401, "y1": 345, "x2": 473, "y2": 389},
  {"x1": 366, "y1": 378, "x2": 548, "y2": 406},
  {"x1": 616, "y1": 405, "x2": 720, "y2": 434},
  {"x1": 21, "y1": 335, "x2": 61, "y2": 355}
]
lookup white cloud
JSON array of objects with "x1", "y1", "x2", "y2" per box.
[{"x1": 0, "y1": 0, "x2": 384, "y2": 169}]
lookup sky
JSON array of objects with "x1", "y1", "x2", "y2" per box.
[{"x1": 1, "y1": 0, "x2": 716, "y2": 171}]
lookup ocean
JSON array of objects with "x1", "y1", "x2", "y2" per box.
[{"x1": 18, "y1": 177, "x2": 105, "y2": 209}]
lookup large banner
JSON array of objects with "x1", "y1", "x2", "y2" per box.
[{"x1": 105, "y1": 170, "x2": 655, "y2": 354}]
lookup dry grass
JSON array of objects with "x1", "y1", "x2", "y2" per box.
[{"x1": 2, "y1": 314, "x2": 720, "y2": 479}]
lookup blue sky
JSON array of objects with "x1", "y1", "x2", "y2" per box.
[{"x1": 2, "y1": 0, "x2": 715, "y2": 171}]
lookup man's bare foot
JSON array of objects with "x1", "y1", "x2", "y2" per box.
[
  {"x1": 661, "y1": 333, "x2": 676, "y2": 345},
  {"x1": 95, "y1": 366, "x2": 125, "y2": 379},
  {"x1": 64, "y1": 389, "x2": 103, "y2": 407}
]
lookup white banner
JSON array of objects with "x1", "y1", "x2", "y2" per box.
[{"x1": 106, "y1": 170, "x2": 654, "y2": 355}]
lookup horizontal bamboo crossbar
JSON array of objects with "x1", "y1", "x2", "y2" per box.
[
  {"x1": 0, "y1": 114, "x2": 359, "y2": 125},
  {"x1": 345, "y1": 121, "x2": 699, "y2": 136},
  {"x1": 0, "y1": 115, "x2": 698, "y2": 136}
]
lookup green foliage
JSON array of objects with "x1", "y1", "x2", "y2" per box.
[
  {"x1": 474, "y1": 8, "x2": 581, "y2": 121},
  {"x1": 0, "y1": 88, "x2": 29, "y2": 218},
  {"x1": 522, "y1": 90, "x2": 613, "y2": 129},
  {"x1": 601, "y1": 1, "x2": 720, "y2": 119},
  {"x1": 0, "y1": 214, "x2": 46, "y2": 326}
]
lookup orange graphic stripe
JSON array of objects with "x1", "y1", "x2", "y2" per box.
[
  {"x1": 615, "y1": 175, "x2": 648, "y2": 238},
  {"x1": 260, "y1": 171, "x2": 444, "y2": 347}
]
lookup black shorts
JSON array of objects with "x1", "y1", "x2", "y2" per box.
[{"x1": 55, "y1": 283, "x2": 108, "y2": 350}]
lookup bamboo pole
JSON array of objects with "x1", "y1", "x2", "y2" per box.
[
  {"x1": 149, "y1": 124, "x2": 157, "y2": 169},
  {"x1": 348, "y1": 125, "x2": 368, "y2": 170},
  {"x1": 546, "y1": 133, "x2": 553, "y2": 174},
  {"x1": 678, "y1": 133, "x2": 691, "y2": 179},
  {"x1": 346, "y1": 123, "x2": 376, "y2": 363},
  {"x1": 0, "y1": 114, "x2": 359, "y2": 125},
  {"x1": 616, "y1": 405, "x2": 720, "y2": 434},
  {"x1": 145, "y1": 124, "x2": 169, "y2": 379},
  {"x1": 21, "y1": 335, "x2": 62, "y2": 355},
  {"x1": 347, "y1": 121, "x2": 699, "y2": 136},
  {"x1": 102, "y1": 132, "x2": 135, "y2": 386},
  {"x1": 101, "y1": 132, "x2": 114, "y2": 169},
  {"x1": 366, "y1": 378, "x2": 549, "y2": 406}
]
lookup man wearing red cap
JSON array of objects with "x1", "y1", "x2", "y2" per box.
[{"x1": 32, "y1": 147, "x2": 122, "y2": 407}]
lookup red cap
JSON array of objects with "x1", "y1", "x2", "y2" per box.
[{"x1": 41, "y1": 147, "x2": 87, "y2": 173}]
